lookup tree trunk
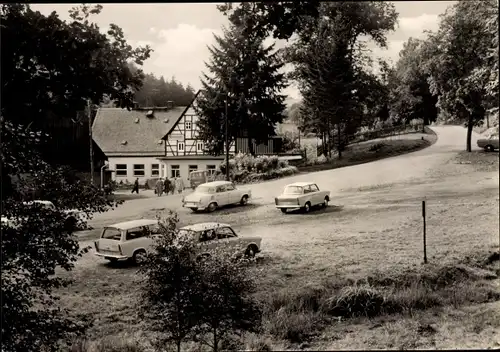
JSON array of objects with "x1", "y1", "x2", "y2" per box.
[
  {"x1": 177, "y1": 340, "x2": 181, "y2": 352},
  {"x1": 337, "y1": 123, "x2": 342, "y2": 159},
  {"x1": 213, "y1": 326, "x2": 218, "y2": 352},
  {"x1": 466, "y1": 116, "x2": 473, "y2": 152}
]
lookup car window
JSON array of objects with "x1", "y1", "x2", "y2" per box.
[
  {"x1": 310, "y1": 184, "x2": 320, "y2": 192},
  {"x1": 216, "y1": 227, "x2": 236, "y2": 239},
  {"x1": 149, "y1": 224, "x2": 161, "y2": 235},
  {"x1": 216, "y1": 186, "x2": 226, "y2": 193},
  {"x1": 284, "y1": 186, "x2": 303, "y2": 195},
  {"x1": 102, "y1": 227, "x2": 122, "y2": 240},
  {"x1": 199, "y1": 229, "x2": 217, "y2": 242},
  {"x1": 126, "y1": 226, "x2": 149, "y2": 241},
  {"x1": 225, "y1": 183, "x2": 236, "y2": 191},
  {"x1": 303, "y1": 185, "x2": 313, "y2": 193}
]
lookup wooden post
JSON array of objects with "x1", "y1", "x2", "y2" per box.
[
  {"x1": 422, "y1": 200, "x2": 427, "y2": 264},
  {"x1": 88, "y1": 99, "x2": 94, "y2": 185}
]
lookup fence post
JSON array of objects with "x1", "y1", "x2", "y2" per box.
[{"x1": 422, "y1": 200, "x2": 428, "y2": 264}]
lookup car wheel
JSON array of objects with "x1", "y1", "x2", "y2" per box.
[
  {"x1": 280, "y1": 208, "x2": 287, "y2": 214},
  {"x1": 240, "y1": 195, "x2": 249, "y2": 205},
  {"x1": 485, "y1": 145, "x2": 494, "y2": 152},
  {"x1": 303, "y1": 202, "x2": 311, "y2": 213},
  {"x1": 207, "y1": 202, "x2": 218, "y2": 213},
  {"x1": 323, "y1": 197, "x2": 329, "y2": 208},
  {"x1": 245, "y1": 245, "x2": 257, "y2": 258},
  {"x1": 133, "y1": 250, "x2": 147, "y2": 265}
]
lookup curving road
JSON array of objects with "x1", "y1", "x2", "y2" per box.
[{"x1": 88, "y1": 126, "x2": 482, "y2": 228}]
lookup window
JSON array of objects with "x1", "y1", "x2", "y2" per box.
[
  {"x1": 216, "y1": 186, "x2": 225, "y2": 193},
  {"x1": 133, "y1": 164, "x2": 145, "y2": 177},
  {"x1": 125, "y1": 226, "x2": 149, "y2": 241},
  {"x1": 188, "y1": 165, "x2": 198, "y2": 176},
  {"x1": 197, "y1": 142, "x2": 204, "y2": 151},
  {"x1": 303, "y1": 185, "x2": 313, "y2": 194},
  {"x1": 116, "y1": 164, "x2": 127, "y2": 177},
  {"x1": 225, "y1": 183, "x2": 236, "y2": 191},
  {"x1": 216, "y1": 227, "x2": 236, "y2": 239},
  {"x1": 177, "y1": 142, "x2": 185, "y2": 152},
  {"x1": 310, "y1": 184, "x2": 320, "y2": 192},
  {"x1": 199, "y1": 229, "x2": 216, "y2": 243},
  {"x1": 101, "y1": 227, "x2": 122, "y2": 240},
  {"x1": 206, "y1": 165, "x2": 216, "y2": 176},
  {"x1": 171, "y1": 165, "x2": 180, "y2": 178},
  {"x1": 185, "y1": 121, "x2": 192, "y2": 130},
  {"x1": 151, "y1": 164, "x2": 159, "y2": 177}
]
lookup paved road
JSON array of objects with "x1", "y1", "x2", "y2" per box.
[{"x1": 89, "y1": 126, "x2": 481, "y2": 227}]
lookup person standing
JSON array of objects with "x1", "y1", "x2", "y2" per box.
[
  {"x1": 175, "y1": 176, "x2": 185, "y2": 194},
  {"x1": 164, "y1": 177, "x2": 171, "y2": 195},
  {"x1": 131, "y1": 178, "x2": 139, "y2": 194},
  {"x1": 155, "y1": 178, "x2": 164, "y2": 196}
]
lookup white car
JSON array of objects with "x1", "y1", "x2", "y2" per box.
[
  {"x1": 94, "y1": 220, "x2": 261, "y2": 265},
  {"x1": 1, "y1": 200, "x2": 85, "y2": 230},
  {"x1": 182, "y1": 181, "x2": 252, "y2": 212},
  {"x1": 178, "y1": 222, "x2": 262, "y2": 258},
  {"x1": 275, "y1": 182, "x2": 331, "y2": 213},
  {"x1": 477, "y1": 133, "x2": 499, "y2": 152},
  {"x1": 94, "y1": 219, "x2": 160, "y2": 264}
]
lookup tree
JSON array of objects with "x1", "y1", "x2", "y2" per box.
[
  {"x1": 1, "y1": 4, "x2": 152, "y2": 169},
  {"x1": 287, "y1": 2, "x2": 398, "y2": 157},
  {"x1": 140, "y1": 213, "x2": 203, "y2": 352},
  {"x1": 194, "y1": 249, "x2": 262, "y2": 352},
  {"x1": 1, "y1": 4, "x2": 152, "y2": 125},
  {"x1": 140, "y1": 217, "x2": 261, "y2": 352},
  {"x1": 1, "y1": 118, "x2": 119, "y2": 352},
  {"x1": 195, "y1": 6, "x2": 287, "y2": 156},
  {"x1": 389, "y1": 38, "x2": 438, "y2": 126},
  {"x1": 424, "y1": 0, "x2": 499, "y2": 151}
]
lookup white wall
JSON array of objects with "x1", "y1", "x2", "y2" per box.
[{"x1": 109, "y1": 156, "x2": 164, "y2": 184}]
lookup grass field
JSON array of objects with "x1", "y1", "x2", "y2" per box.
[
  {"x1": 59, "y1": 144, "x2": 499, "y2": 351},
  {"x1": 297, "y1": 130, "x2": 436, "y2": 173}
]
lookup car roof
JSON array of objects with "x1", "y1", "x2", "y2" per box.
[
  {"x1": 180, "y1": 222, "x2": 231, "y2": 232},
  {"x1": 286, "y1": 182, "x2": 313, "y2": 187},
  {"x1": 199, "y1": 181, "x2": 231, "y2": 187},
  {"x1": 107, "y1": 219, "x2": 158, "y2": 230}
]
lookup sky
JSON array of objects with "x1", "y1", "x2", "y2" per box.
[{"x1": 32, "y1": 2, "x2": 457, "y2": 104}]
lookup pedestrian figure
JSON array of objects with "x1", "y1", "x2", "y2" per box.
[
  {"x1": 164, "y1": 177, "x2": 171, "y2": 195},
  {"x1": 131, "y1": 178, "x2": 140, "y2": 194},
  {"x1": 175, "y1": 176, "x2": 185, "y2": 194},
  {"x1": 155, "y1": 178, "x2": 164, "y2": 196}
]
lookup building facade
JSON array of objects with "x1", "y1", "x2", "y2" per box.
[{"x1": 93, "y1": 91, "x2": 282, "y2": 187}]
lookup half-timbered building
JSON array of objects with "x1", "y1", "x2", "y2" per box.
[{"x1": 92, "y1": 90, "x2": 282, "y2": 186}]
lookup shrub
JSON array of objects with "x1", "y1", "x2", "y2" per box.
[
  {"x1": 368, "y1": 142, "x2": 386, "y2": 152},
  {"x1": 324, "y1": 285, "x2": 386, "y2": 318}
]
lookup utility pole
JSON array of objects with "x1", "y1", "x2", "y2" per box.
[
  {"x1": 88, "y1": 99, "x2": 94, "y2": 185},
  {"x1": 225, "y1": 93, "x2": 230, "y2": 181}
]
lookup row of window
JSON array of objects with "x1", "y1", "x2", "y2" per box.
[
  {"x1": 177, "y1": 141, "x2": 204, "y2": 152},
  {"x1": 115, "y1": 164, "x2": 217, "y2": 178}
]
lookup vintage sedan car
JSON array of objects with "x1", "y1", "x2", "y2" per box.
[
  {"x1": 477, "y1": 133, "x2": 499, "y2": 152},
  {"x1": 178, "y1": 222, "x2": 262, "y2": 258},
  {"x1": 94, "y1": 219, "x2": 160, "y2": 264},
  {"x1": 182, "y1": 181, "x2": 251, "y2": 213},
  {"x1": 275, "y1": 182, "x2": 330, "y2": 214},
  {"x1": 1, "y1": 200, "x2": 85, "y2": 231}
]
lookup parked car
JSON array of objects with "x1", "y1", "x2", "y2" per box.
[
  {"x1": 181, "y1": 181, "x2": 252, "y2": 212},
  {"x1": 94, "y1": 220, "x2": 261, "y2": 265},
  {"x1": 275, "y1": 182, "x2": 330, "y2": 213},
  {"x1": 477, "y1": 133, "x2": 499, "y2": 152},
  {"x1": 189, "y1": 170, "x2": 210, "y2": 189},
  {"x1": 94, "y1": 219, "x2": 160, "y2": 264},
  {"x1": 1, "y1": 200, "x2": 85, "y2": 231},
  {"x1": 178, "y1": 222, "x2": 262, "y2": 258}
]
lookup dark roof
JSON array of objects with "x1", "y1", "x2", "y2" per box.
[{"x1": 92, "y1": 106, "x2": 186, "y2": 155}]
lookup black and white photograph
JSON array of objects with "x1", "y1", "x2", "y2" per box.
[{"x1": 1, "y1": 1, "x2": 499, "y2": 351}]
